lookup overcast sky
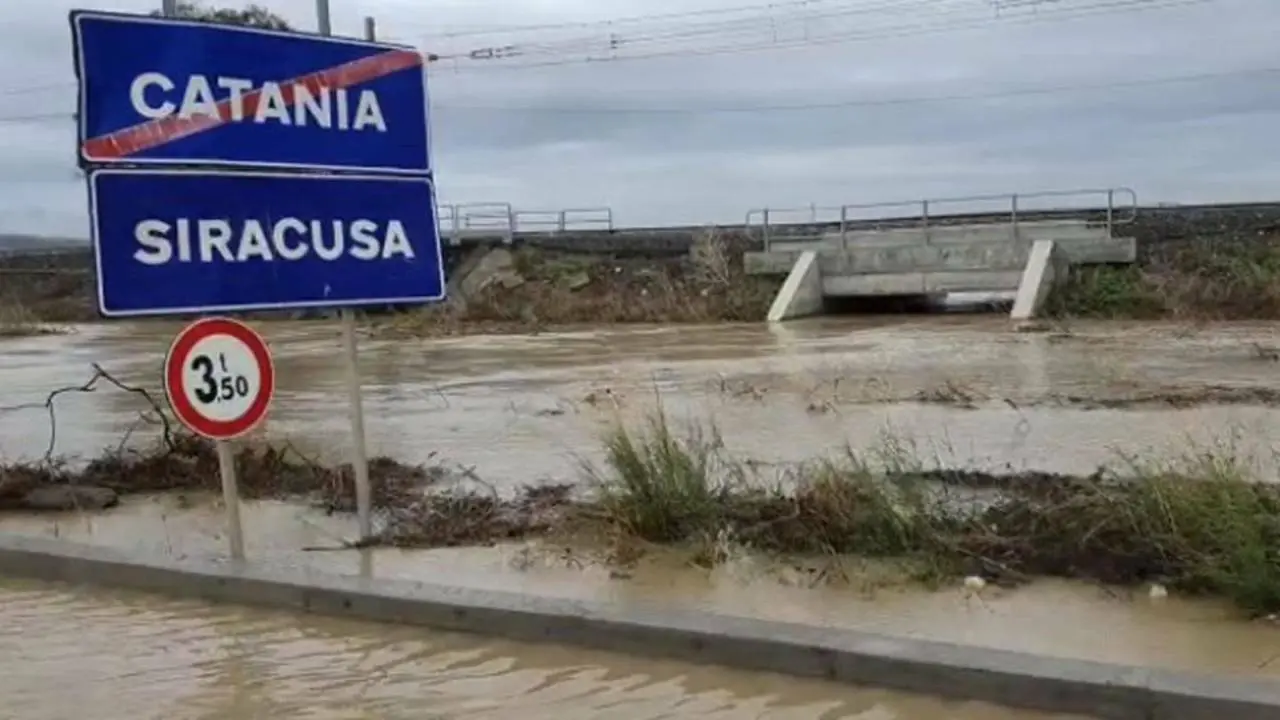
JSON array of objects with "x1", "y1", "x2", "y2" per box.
[{"x1": 0, "y1": 0, "x2": 1276, "y2": 236}]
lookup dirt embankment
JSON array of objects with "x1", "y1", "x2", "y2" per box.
[
  {"x1": 375, "y1": 237, "x2": 779, "y2": 337},
  {"x1": 6, "y1": 202, "x2": 1280, "y2": 328}
]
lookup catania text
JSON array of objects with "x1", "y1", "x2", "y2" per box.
[{"x1": 129, "y1": 73, "x2": 388, "y2": 131}]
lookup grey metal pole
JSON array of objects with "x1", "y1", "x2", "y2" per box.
[
  {"x1": 316, "y1": 0, "x2": 332, "y2": 36},
  {"x1": 161, "y1": 0, "x2": 177, "y2": 17},
  {"x1": 312, "y1": 1, "x2": 373, "y2": 543}
]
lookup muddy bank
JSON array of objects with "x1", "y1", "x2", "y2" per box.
[
  {"x1": 8, "y1": 202, "x2": 1280, "y2": 327},
  {"x1": 375, "y1": 240, "x2": 779, "y2": 337},
  {"x1": 7, "y1": 414, "x2": 1280, "y2": 615}
]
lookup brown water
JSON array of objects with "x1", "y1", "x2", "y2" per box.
[
  {"x1": 3, "y1": 317, "x2": 1280, "y2": 714},
  {"x1": 1, "y1": 577, "x2": 1087, "y2": 719},
  {"x1": 2, "y1": 317, "x2": 1279, "y2": 478}
]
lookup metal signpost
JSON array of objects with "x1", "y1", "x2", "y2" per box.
[
  {"x1": 86, "y1": 169, "x2": 441, "y2": 316},
  {"x1": 73, "y1": 11, "x2": 430, "y2": 174},
  {"x1": 163, "y1": 317, "x2": 276, "y2": 559},
  {"x1": 71, "y1": 5, "x2": 443, "y2": 556}
]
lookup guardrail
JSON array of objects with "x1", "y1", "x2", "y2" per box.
[
  {"x1": 745, "y1": 187, "x2": 1139, "y2": 251},
  {"x1": 437, "y1": 203, "x2": 614, "y2": 243}
]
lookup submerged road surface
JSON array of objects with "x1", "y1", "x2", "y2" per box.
[{"x1": 1, "y1": 578, "x2": 1088, "y2": 719}]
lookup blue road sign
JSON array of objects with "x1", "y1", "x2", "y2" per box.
[
  {"x1": 71, "y1": 10, "x2": 430, "y2": 174},
  {"x1": 87, "y1": 169, "x2": 445, "y2": 317}
]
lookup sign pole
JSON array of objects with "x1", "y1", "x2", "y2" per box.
[
  {"x1": 313, "y1": 0, "x2": 374, "y2": 541},
  {"x1": 341, "y1": 311, "x2": 372, "y2": 540},
  {"x1": 216, "y1": 440, "x2": 246, "y2": 560},
  {"x1": 163, "y1": 318, "x2": 274, "y2": 562},
  {"x1": 156, "y1": 0, "x2": 248, "y2": 560}
]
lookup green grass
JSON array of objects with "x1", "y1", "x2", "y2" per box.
[
  {"x1": 1048, "y1": 238, "x2": 1280, "y2": 320},
  {"x1": 583, "y1": 409, "x2": 730, "y2": 542},
  {"x1": 1045, "y1": 265, "x2": 1167, "y2": 318}
]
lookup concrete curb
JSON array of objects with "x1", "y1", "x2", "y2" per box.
[{"x1": 1, "y1": 534, "x2": 1276, "y2": 719}]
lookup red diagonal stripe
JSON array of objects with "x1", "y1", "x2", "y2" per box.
[{"x1": 82, "y1": 49, "x2": 423, "y2": 161}]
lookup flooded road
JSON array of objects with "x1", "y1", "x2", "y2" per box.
[
  {"x1": 2, "y1": 317, "x2": 1279, "y2": 480},
  {"x1": 2, "y1": 577, "x2": 1087, "y2": 719},
  {"x1": 3, "y1": 316, "x2": 1280, "y2": 710}
]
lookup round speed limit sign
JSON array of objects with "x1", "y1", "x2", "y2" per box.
[{"x1": 163, "y1": 317, "x2": 276, "y2": 440}]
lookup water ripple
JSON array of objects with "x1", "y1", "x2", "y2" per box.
[{"x1": 0, "y1": 579, "x2": 1072, "y2": 720}]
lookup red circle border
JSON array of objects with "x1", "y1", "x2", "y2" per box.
[{"x1": 163, "y1": 317, "x2": 276, "y2": 440}]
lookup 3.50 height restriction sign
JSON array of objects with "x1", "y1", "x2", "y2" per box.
[{"x1": 164, "y1": 317, "x2": 275, "y2": 440}]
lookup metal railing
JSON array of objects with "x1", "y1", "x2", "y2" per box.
[
  {"x1": 439, "y1": 202, "x2": 517, "y2": 244},
  {"x1": 437, "y1": 203, "x2": 614, "y2": 244},
  {"x1": 511, "y1": 207, "x2": 615, "y2": 233},
  {"x1": 745, "y1": 187, "x2": 1138, "y2": 251}
]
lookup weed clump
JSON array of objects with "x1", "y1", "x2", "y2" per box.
[
  {"x1": 584, "y1": 410, "x2": 733, "y2": 541},
  {"x1": 583, "y1": 411, "x2": 1280, "y2": 614}
]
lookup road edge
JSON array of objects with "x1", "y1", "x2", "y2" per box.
[{"x1": 1, "y1": 533, "x2": 1276, "y2": 719}]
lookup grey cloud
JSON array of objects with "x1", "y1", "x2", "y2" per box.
[{"x1": 1, "y1": 0, "x2": 1278, "y2": 233}]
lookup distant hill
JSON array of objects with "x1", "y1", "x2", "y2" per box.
[{"x1": 0, "y1": 234, "x2": 90, "y2": 255}]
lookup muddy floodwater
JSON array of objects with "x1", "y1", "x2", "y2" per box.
[
  {"x1": 2, "y1": 317, "x2": 1280, "y2": 477},
  {"x1": 2, "y1": 578, "x2": 1088, "y2": 719},
  {"x1": 3, "y1": 317, "x2": 1280, "y2": 713}
]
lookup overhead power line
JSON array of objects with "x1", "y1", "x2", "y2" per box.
[
  {"x1": 0, "y1": 0, "x2": 1219, "y2": 95},
  {"x1": 406, "y1": 0, "x2": 1092, "y2": 42},
  {"x1": 421, "y1": 0, "x2": 1214, "y2": 73},
  {"x1": 0, "y1": 82, "x2": 70, "y2": 96},
  {"x1": 410, "y1": 0, "x2": 860, "y2": 39},
  {"x1": 437, "y1": 66, "x2": 1280, "y2": 113},
  {"x1": 416, "y1": 0, "x2": 977, "y2": 65},
  {"x1": 0, "y1": 64, "x2": 1273, "y2": 125}
]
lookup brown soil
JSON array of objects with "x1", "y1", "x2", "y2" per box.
[{"x1": 374, "y1": 243, "x2": 780, "y2": 338}]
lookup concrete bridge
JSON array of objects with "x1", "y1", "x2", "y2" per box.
[{"x1": 739, "y1": 188, "x2": 1139, "y2": 322}]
